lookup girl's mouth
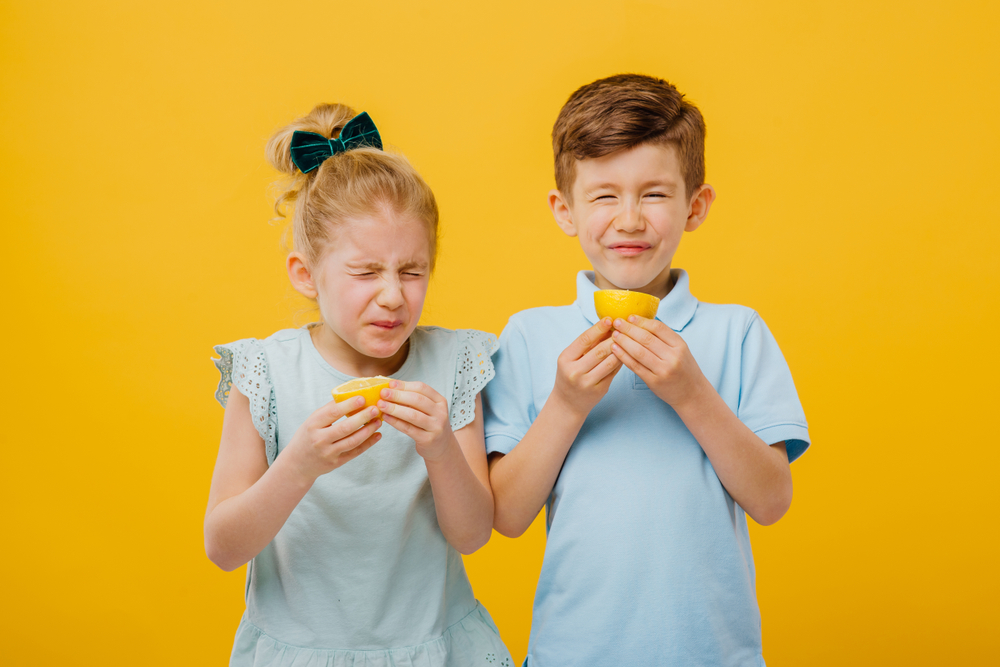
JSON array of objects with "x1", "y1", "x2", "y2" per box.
[{"x1": 371, "y1": 320, "x2": 404, "y2": 330}]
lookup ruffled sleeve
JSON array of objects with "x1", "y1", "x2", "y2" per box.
[
  {"x1": 213, "y1": 339, "x2": 279, "y2": 465},
  {"x1": 449, "y1": 330, "x2": 499, "y2": 431}
]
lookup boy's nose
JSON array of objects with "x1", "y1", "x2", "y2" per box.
[{"x1": 614, "y1": 200, "x2": 645, "y2": 232}]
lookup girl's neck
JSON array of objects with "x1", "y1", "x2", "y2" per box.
[{"x1": 309, "y1": 323, "x2": 410, "y2": 378}]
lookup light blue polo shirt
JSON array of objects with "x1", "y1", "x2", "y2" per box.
[{"x1": 483, "y1": 269, "x2": 809, "y2": 667}]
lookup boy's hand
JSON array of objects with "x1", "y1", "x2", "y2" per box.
[
  {"x1": 285, "y1": 397, "x2": 384, "y2": 482},
  {"x1": 552, "y1": 317, "x2": 623, "y2": 418},
  {"x1": 378, "y1": 380, "x2": 455, "y2": 461},
  {"x1": 611, "y1": 316, "x2": 708, "y2": 409}
]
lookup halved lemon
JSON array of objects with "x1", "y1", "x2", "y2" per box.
[
  {"x1": 332, "y1": 376, "x2": 391, "y2": 407},
  {"x1": 594, "y1": 290, "x2": 660, "y2": 321}
]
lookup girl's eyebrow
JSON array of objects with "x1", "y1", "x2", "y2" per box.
[{"x1": 347, "y1": 260, "x2": 428, "y2": 271}]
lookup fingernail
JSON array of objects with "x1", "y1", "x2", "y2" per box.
[
  {"x1": 355, "y1": 396, "x2": 365, "y2": 406},
  {"x1": 614, "y1": 318, "x2": 623, "y2": 327},
  {"x1": 370, "y1": 407, "x2": 379, "y2": 416},
  {"x1": 612, "y1": 331, "x2": 620, "y2": 338},
  {"x1": 628, "y1": 315, "x2": 637, "y2": 323}
]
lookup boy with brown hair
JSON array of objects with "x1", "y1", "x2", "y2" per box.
[{"x1": 483, "y1": 74, "x2": 810, "y2": 665}]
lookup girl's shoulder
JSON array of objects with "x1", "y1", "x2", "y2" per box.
[
  {"x1": 411, "y1": 327, "x2": 499, "y2": 431},
  {"x1": 412, "y1": 326, "x2": 497, "y2": 353}
]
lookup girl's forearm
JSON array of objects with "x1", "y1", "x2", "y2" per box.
[
  {"x1": 424, "y1": 436, "x2": 494, "y2": 554},
  {"x1": 489, "y1": 394, "x2": 588, "y2": 538},
  {"x1": 204, "y1": 456, "x2": 313, "y2": 571},
  {"x1": 674, "y1": 379, "x2": 793, "y2": 525}
]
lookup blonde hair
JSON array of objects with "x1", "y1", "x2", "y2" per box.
[{"x1": 266, "y1": 103, "x2": 439, "y2": 268}]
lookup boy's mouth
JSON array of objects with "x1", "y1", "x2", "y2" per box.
[{"x1": 609, "y1": 242, "x2": 650, "y2": 257}]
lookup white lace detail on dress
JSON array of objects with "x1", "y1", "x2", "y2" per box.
[
  {"x1": 450, "y1": 330, "x2": 499, "y2": 431},
  {"x1": 213, "y1": 340, "x2": 279, "y2": 464}
]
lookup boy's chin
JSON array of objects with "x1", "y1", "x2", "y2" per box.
[{"x1": 593, "y1": 268, "x2": 667, "y2": 292}]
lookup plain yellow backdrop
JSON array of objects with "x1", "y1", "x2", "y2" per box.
[{"x1": 2, "y1": 0, "x2": 998, "y2": 664}]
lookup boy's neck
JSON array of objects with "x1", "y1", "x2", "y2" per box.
[{"x1": 593, "y1": 264, "x2": 676, "y2": 299}]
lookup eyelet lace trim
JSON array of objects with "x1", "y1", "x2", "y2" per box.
[
  {"x1": 450, "y1": 330, "x2": 499, "y2": 431},
  {"x1": 213, "y1": 340, "x2": 279, "y2": 464}
]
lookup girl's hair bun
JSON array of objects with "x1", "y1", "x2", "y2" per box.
[{"x1": 266, "y1": 103, "x2": 358, "y2": 175}]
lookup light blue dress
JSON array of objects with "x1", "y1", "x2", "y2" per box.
[{"x1": 213, "y1": 326, "x2": 513, "y2": 667}]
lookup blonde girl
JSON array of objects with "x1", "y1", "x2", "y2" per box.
[{"x1": 205, "y1": 104, "x2": 513, "y2": 667}]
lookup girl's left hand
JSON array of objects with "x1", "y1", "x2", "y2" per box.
[{"x1": 377, "y1": 380, "x2": 454, "y2": 461}]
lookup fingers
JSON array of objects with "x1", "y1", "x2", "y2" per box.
[
  {"x1": 315, "y1": 395, "x2": 367, "y2": 427},
  {"x1": 326, "y1": 413, "x2": 383, "y2": 453},
  {"x1": 378, "y1": 400, "x2": 436, "y2": 432},
  {"x1": 616, "y1": 316, "x2": 680, "y2": 346},
  {"x1": 584, "y1": 343, "x2": 624, "y2": 384},
  {"x1": 610, "y1": 339, "x2": 653, "y2": 382},
  {"x1": 379, "y1": 384, "x2": 440, "y2": 415},
  {"x1": 324, "y1": 405, "x2": 382, "y2": 441},
  {"x1": 564, "y1": 318, "x2": 614, "y2": 360},
  {"x1": 336, "y1": 431, "x2": 383, "y2": 466},
  {"x1": 611, "y1": 326, "x2": 663, "y2": 372},
  {"x1": 578, "y1": 337, "x2": 619, "y2": 373}
]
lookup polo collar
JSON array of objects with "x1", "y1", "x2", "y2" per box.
[{"x1": 575, "y1": 269, "x2": 699, "y2": 331}]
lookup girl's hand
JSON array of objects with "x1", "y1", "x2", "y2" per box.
[
  {"x1": 551, "y1": 318, "x2": 623, "y2": 418},
  {"x1": 284, "y1": 396, "x2": 384, "y2": 482},
  {"x1": 610, "y1": 316, "x2": 709, "y2": 409},
  {"x1": 377, "y1": 380, "x2": 454, "y2": 461}
]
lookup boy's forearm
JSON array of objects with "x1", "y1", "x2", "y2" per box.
[
  {"x1": 674, "y1": 379, "x2": 793, "y2": 525},
  {"x1": 489, "y1": 394, "x2": 589, "y2": 537},
  {"x1": 424, "y1": 435, "x2": 494, "y2": 554}
]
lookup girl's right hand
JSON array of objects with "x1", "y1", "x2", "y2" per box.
[
  {"x1": 551, "y1": 317, "x2": 623, "y2": 418},
  {"x1": 284, "y1": 396, "x2": 384, "y2": 482}
]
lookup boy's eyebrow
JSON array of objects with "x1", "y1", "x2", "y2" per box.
[{"x1": 583, "y1": 179, "x2": 680, "y2": 194}]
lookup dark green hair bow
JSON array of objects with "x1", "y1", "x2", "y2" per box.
[{"x1": 290, "y1": 112, "x2": 383, "y2": 173}]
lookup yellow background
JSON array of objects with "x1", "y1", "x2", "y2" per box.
[{"x1": 2, "y1": 0, "x2": 997, "y2": 664}]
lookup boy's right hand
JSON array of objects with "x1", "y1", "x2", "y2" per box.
[
  {"x1": 284, "y1": 397, "x2": 383, "y2": 482},
  {"x1": 551, "y1": 317, "x2": 623, "y2": 418}
]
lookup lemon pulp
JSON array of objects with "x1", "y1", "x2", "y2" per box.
[
  {"x1": 331, "y1": 376, "x2": 391, "y2": 407},
  {"x1": 594, "y1": 290, "x2": 660, "y2": 321}
]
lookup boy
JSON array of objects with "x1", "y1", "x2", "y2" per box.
[{"x1": 483, "y1": 74, "x2": 810, "y2": 665}]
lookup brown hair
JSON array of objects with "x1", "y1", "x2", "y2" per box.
[
  {"x1": 552, "y1": 74, "x2": 705, "y2": 201},
  {"x1": 266, "y1": 103, "x2": 439, "y2": 268}
]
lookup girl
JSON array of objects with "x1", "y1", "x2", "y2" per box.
[{"x1": 206, "y1": 104, "x2": 513, "y2": 667}]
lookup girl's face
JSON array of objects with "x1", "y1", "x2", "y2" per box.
[{"x1": 289, "y1": 210, "x2": 432, "y2": 377}]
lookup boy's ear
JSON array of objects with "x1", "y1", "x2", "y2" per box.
[
  {"x1": 685, "y1": 184, "x2": 717, "y2": 232},
  {"x1": 548, "y1": 189, "x2": 578, "y2": 237},
  {"x1": 287, "y1": 252, "x2": 318, "y2": 299}
]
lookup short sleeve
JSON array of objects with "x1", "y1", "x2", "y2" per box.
[
  {"x1": 738, "y1": 314, "x2": 810, "y2": 462},
  {"x1": 449, "y1": 329, "x2": 499, "y2": 431},
  {"x1": 213, "y1": 339, "x2": 279, "y2": 464},
  {"x1": 482, "y1": 319, "x2": 535, "y2": 456}
]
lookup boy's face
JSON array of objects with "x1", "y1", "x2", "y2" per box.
[{"x1": 549, "y1": 142, "x2": 714, "y2": 297}]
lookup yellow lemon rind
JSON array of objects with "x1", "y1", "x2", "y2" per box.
[
  {"x1": 594, "y1": 290, "x2": 660, "y2": 322},
  {"x1": 331, "y1": 376, "x2": 391, "y2": 407}
]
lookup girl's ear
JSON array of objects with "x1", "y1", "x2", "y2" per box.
[
  {"x1": 548, "y1": 189, "x2": 578, "y2": 237},
  {"x1": 287, "y1": 252, "x2": 318, "y2": 298},
  {"x1": 685, "y1": 183, "x2": 717, "y2": 232}
]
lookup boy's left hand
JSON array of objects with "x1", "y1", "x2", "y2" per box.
[
  {"x1": 610, "y1": 316, "x2": 708, "y2": 409},
  {"x1": 377, "y1": 380, "x2": 455, "y2": 461}
]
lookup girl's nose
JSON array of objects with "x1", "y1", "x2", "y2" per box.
[
  {"x1": 614, "y1": 199, "x2": 644, "y2": 233},
  {"x1": 375, "y1": 276, "x2": 405, "y2": 310}
]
